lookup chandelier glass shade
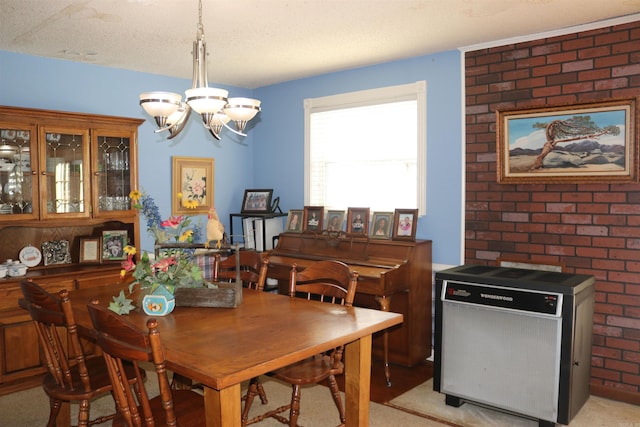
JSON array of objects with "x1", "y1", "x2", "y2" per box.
[{"x1": 139, "y1": 0, "x2": 261, "y2": 140}]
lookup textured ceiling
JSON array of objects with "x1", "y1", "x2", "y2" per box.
[{"x1": 1, "y1": 0, "x2": 639, "y2": 89}]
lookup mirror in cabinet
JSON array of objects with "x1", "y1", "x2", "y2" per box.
[
  {"x1": 0, "y1": 125, "x2": 36, "y2": 218},
  {"x1": 41, "y1": 127, "x2": 91, "y2": 219},
  {"x1": 93, "y1": 131, "x2": 137, "y2": 218}
]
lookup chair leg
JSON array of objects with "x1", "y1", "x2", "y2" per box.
[
  {"x1": 255, "y1": 377, "x2": 268, "y2": 404},
  {"x1": 242, "y1": 379, "x2": 259, "y2": 426},
  {"x1": 77, "y1": 399, "x2": 90, "y2": 427},
  {"x1": 47, "y1": 397, "x2": 62, "y2": 427},
  {"x1": 289, "y1": 385, "x2": 301, "y2": 427},
  {"x1": 327, "y1": 375, "x2": 346, "y2": 425}
]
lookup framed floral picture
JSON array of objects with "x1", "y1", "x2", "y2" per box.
[
  {"x1": 392, "y1": 209, "x2": 418, "y2": 241},
  {"x1": 370, "y1": 211, "x2": 393, "y2": 239},
  {"x1": 172, "y1": 156, "x2": 214, "y2": 215},
  {"x1": 303, "y1": 206, "x2": 324, "y2": 231},
  {"x1": 346, "y1": 207, "x2": 369, "y2": 235}
]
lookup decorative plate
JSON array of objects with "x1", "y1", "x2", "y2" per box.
[
  {"x1": 41, "y1": 240, "x2": 72, "y2": 266},
  {"x1": 19, "y1": 245, "x2": 42, "y2": 267}
]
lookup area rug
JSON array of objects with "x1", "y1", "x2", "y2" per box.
[
  {"x1": 387, "y1": 379, "x2": 640, "y2": 427},
  {"x1": 0, "y1": 371, "x2": 445, "y2": 427}
]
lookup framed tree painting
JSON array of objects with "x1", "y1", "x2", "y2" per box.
[
  {"x1": 497, "y1": 98, "x2": 637, "y2": 184},
  {"x1": 172, "y1": 156, "x2": 214, "y2": 215},
  {"x1": 392, "y1": 209, "x2": 418, "y2": 241}
]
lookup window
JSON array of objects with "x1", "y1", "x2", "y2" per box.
[{"x1": 304, "y1": 81, "x2": 426, "y2": 214}]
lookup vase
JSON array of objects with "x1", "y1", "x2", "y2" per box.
[{"x1": 142, "y1": 286, "x2": 175, "y2": 316}]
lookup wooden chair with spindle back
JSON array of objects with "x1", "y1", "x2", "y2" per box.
[
  {"x1": 19, "y1": 279, "x2": 138, "y2": 427},
  {"x1": 86, "y1": 300, "x2": 207, "y2": 427},
  {"x1": 242, "y1": 259, "x2": 359, "y2": 427},
  {"x1": 213, "y1": 249, "x2": 269, "y2": 290}
]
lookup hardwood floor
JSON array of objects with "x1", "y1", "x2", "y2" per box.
[{"x1": 332, "y1": 358, "x2": 434, "y2": 404}]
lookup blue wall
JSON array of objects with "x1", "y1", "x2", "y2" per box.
[{"x1": 0, "y1": 49, "x2": 463, "y2": 265}]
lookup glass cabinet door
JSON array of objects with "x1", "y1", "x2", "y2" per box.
[
  {"x1": 93, "y1": 132, "x2": 135, "y2": 217},
  {"x1": 0, "y1": 125, "x2": 36, "y2": 219},
  {"x1": 40, "y1": 127, "x2": 90, "y2": 219}
]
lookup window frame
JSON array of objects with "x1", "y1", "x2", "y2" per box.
[{"x1": 303, "y1": 81, "x2": 427, "y2": 215}]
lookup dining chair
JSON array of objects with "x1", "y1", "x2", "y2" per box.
[
  {"x1": 215, "y1": 250, "x2": 271, "y2": 411},
  {"x1": 86, "y1": 300, "x2": 207, "y2": 427},
  {"x1": 19, "y1": 279, "x2": 138, "y2": 427},
  {"x1": 242, "y1": 260, "x2": 359, "y2": 427},
  {"x1": 213, "y1": 249, "x2": 269, "y2": 290}
]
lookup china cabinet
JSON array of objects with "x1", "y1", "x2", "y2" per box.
[{"x1": 0, "y1": 105, "x2": 142, "y2": 393}]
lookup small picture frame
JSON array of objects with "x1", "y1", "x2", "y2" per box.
[
  {"x1": 286, "y1": 209, "x2": 303, "y2": 232},
  {"x1": 346, "y1": 207, "x2": 370, "y2": 235},
  {"x1": 370, "y1": 211, "x2": 393, "y2": 240},
  {"x1": 325, "y1": 210, "x2": 345, "y2": 232},
  {"x1": 241, "y1": 189, "x2": 274, "y2": 213},
  {"x1": 102, "y1": 230, "x2": 128, "y2": 261},
  {"x1": 79, "y1": 237, "x2": 101, "y2": 264},
  {"x1": 392, "y1": 209, "x2": 418, "y2": 241},
  {"x1": 41, "y1": 240, "x2": 72, "y2": 266},
  {"x1": 303, "y1": 206, "x2": 324, "y2": 231}
]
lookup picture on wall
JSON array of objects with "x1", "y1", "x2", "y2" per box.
[
  {"x1": 497, "y1": 98, "x2": 637, "y2": 184},
  {"x1": 172, "y1": 156, "x2": 214, "y2": 215}
]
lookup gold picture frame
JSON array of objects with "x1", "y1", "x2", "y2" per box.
[
  {"x1": 497, "y1": 98, "x2": 637, "y2": 184},
  {"x1": 172, "y1": 156, "x2": 214, "y2": 215},
  {"x1": 79, "y1": 237, "x2": 101, "y2": 264}
]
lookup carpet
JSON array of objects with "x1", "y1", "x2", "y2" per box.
[
  {"x1": 0, "y1": 369, "x2": 445, "y2": 427},
  {"x1": 387, "y1": 379, "x2": 640, "y2": 427}
]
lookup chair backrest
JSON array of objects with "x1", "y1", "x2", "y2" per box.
[
  {"x1": 19, "y1": 280, "x2": 92, "y2": 393},
  {"x1": 214, "y1": 250, "x2": 269, "y2": 290},
  {"x1": 86, "y1": 301, "x2": 174, "y2": 427},
  {"x1": 288, "y1": 260, "x2": 358, "y2": 306}
]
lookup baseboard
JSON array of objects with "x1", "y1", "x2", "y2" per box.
[{"x1": 591, "y1": 383, "x2": 640, "y2": 406}]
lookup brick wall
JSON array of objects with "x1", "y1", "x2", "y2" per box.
[{"x1": 465, "y1": 21, "x2": 640, "y2": 403}]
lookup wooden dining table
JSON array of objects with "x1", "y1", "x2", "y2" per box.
[{"x1": 69, "y1": 284, "x2": 403, "y2": 427}]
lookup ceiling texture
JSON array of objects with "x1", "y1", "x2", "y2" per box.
[{"x1": 1, "y1": 0, "x2": 639, "y2": 89}]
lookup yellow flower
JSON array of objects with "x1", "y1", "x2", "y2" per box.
[
  {"x1": 183, "y1": 199, "x2": 199, "y2": 209},
  {"x1": 179, "y1": 229, "x2": 193, "y2": 242},
  {"x1": 177, "y1": 192, "x2": 183, "y2": 199},
  {"x1": 120, "y1": 269, "x2": 126, "y2": 279},
  {"x1": 129, "y1": 190, "x2": 142, "y2": 203},
  {"x1": 124, "y1": 245, "x2": 137, "y2": 255}
]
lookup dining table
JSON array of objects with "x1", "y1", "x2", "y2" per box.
[{"x1": 69, "y1": 284, "x2": 404, "y2": 427}]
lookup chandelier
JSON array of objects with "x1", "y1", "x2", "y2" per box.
[{"x1": 139, "y1": 0, "x2": 261, "y2": 140}]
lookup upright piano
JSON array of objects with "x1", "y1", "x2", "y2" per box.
[{"x1": 266, "y1": 231, "x2": 432, "y2": 385}]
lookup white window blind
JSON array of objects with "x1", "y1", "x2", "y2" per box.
[{"x1": 304, "y1": 81, "x2": 426, "y2": 214}]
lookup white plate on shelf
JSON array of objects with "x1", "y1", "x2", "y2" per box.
[{"x1": 19, "y1": 245, "x2": 42, "y2": 267}]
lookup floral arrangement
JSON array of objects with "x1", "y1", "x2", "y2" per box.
[{"x1": 109, "y1": 190, "x2": 210, "y2": 314}]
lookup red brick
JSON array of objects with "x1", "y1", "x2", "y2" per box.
[
  {"x1": 613, "y1": 63, "x2": 640, "y2": 77},
  {"x1": 562, "y1": 59, "x2": 594, "y2": 72},
  {"x1": 605, "y1": 359, "x2": 639, "y2": 374}
]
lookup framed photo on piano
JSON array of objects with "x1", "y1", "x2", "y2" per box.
[
  {"x1": 370, "y1": 212, "x2": 393, "y2": 239},
  {"x1": 347, "y1": 207, "x2": 369, "y2": 235},
  {"x1": 392, "y1": 209, "x2": 418, "y2": 241},
  {"x1": 286, "y1": 209, "x2": 303, "y2": 232},
  {"x1": 303, "y1": 206, "x2": 324, "y2": 231}
]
